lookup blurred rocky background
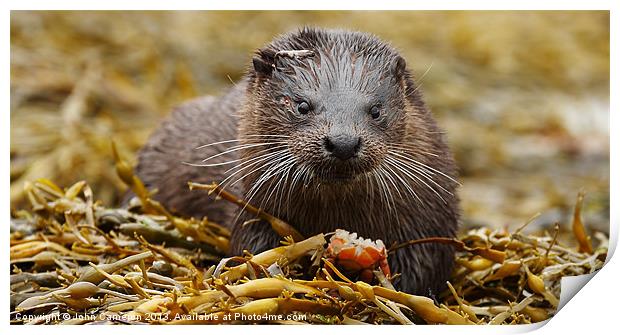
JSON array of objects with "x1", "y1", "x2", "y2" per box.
[{"x1": 10, "y1": 11, "x2": 609, "y2": 235}]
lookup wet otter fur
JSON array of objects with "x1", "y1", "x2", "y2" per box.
[{"x1": 136, "y1": 27, "x2": 460, "y2": 295}]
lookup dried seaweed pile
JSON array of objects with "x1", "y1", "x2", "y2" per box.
[{"x1": 10, "y1": 157, "x2": 607, "y2": 325}]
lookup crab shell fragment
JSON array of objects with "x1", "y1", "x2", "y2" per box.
[{"x1": 325, "y1": 229, "x2": 391, "y2": 282}]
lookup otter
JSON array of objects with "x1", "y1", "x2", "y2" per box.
[{"x1": 136, "y1": 28, "x2": 460, "y2": 295}]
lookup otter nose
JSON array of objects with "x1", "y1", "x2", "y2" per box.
[{"x1": 324, "y1": 134, "x2": 361, "y2": 160}]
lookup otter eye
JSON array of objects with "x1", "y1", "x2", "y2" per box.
[
  {"x1": 297, "y1": 101, "x2": 311, "y2": 115},
  {"x1": 370, "y1": 105, "x2": 381, "y2": 119}
]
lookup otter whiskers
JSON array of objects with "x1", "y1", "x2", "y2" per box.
[
  {"x1": 216, "y1": 145, "x2": 290, "y2": 189},
  {"x1": 382, "y1": 157, "x2": 424, "y2": 204},
  {"x1": 388, "y1": 149, "x2": 460, "y2": 185},
  {"x1": 384, "y1": 156, "x2": 446, "y2": 204},
  {"x1": 387, "y1": 143, "x2": 440, "y2": 157},
  {"x1": 382, "y1": 148, "x2": 459, "y2": 205},
  {"x1": 200, "y1": 141, "x2": 288, "y2": 163},
  {"x1": 240, "y1": 152, "x2": 296, "y2": 219},
  {"x1": 183, "y1": 136, "x2": 289, "y2": 168},
  {"x1": 372, "y1": 167, "x2": 398, "y2": 218},
  {"x1": 194, "y1": 134, "x2": 291, "y2": 150}
]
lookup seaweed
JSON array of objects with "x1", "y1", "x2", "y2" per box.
[{"x1": 9, "y1": 155, "x2": 606, "y2": 324}]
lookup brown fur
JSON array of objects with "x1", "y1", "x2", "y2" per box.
[{"x1": 136, "y1": 28, "x2": 460, "y2": 295}]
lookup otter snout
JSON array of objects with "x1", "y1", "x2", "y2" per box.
[{"x1": 324, "y1": 134, "x2": 361, "y2": 160}]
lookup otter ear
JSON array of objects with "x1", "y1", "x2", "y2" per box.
[
  {"x1": 252, "y1": 57, "x2": 273, "y2": 77},
  {"x1": 390, "y1": 56, "x2": 407, "y2": 80},
  {"x1": 252, "y1": 49, "x2": 276, "y2": 77}
]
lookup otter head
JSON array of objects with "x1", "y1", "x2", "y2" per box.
[{"x1": 239, "y1": 28, "x2": 430, "y2": 207}]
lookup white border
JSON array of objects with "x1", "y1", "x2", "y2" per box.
[{"x1": 2, "y1": 1, "x2": 617, "y2": 335}]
